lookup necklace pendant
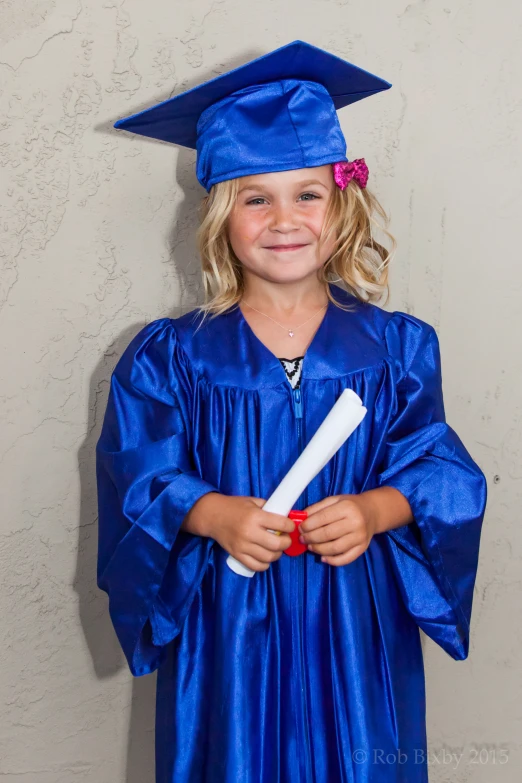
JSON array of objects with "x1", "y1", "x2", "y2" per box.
[{"x1": 288, "y1": 330, "x2": 294, "y2": 337}]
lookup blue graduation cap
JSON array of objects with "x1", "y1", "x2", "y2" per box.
[{"x1": 113, "y1": 40, "x2": 391, "y2": 192}]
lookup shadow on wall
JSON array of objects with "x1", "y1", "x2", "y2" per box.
[{"x1": 76, "y1": 111, "x2": 214, "y2": 783}]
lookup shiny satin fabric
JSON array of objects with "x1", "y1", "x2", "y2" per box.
[
  {"x1": 96, "y1": 283, "x2": 487, "y2": 783},
  {"x1": 195, "y1": 79, "x2": 349, "y2": 191}
]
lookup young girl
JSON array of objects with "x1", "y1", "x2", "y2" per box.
[{"x1": 96, "y1": 41, "x2": 487, "y2": 783}]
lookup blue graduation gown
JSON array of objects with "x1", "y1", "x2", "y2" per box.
[{"x1": 96, "y1": 283, "x2": 487, "y2": 783}]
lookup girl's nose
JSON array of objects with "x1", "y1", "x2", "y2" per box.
[{"x1": 269, "y1": 204, "x2": 300, "y2": 231}]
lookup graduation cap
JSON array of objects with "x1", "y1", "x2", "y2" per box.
[{"x1": 113, "y1": 40, "x2": 391, "y2": 192}]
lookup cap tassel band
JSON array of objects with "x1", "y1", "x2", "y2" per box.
[{"x1": 332, "y1": 159, "x2": 369, "y2": 190}]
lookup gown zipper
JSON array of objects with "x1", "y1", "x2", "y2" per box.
[{"x1": 292, "y1": 385, "x2": 313, "y2": 782}]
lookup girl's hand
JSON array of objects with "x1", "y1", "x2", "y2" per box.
[
  {"x1": 185, "y1": 492, "x2": 295, "y2": 572},
  {"x1": 300, "y1": 494, "x2": 378, "y2": 566}
]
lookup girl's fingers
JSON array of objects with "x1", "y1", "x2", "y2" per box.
[
  {"x1": 246, "y1": 541, "x2": 285, "y2": 563},
  {"x1": 256, "y1": 528, "x2": 292, "y2": 552},
  {"x1": 260, "y1": 511, "x2": 296, "y2": 534},
  {"x1": 303, "y1": 495, "x2": 340, "y2": 516},
  {"x1": 237, "y1": 553, "x2": 271, "y2": 572},
  {"x1": 320, "y1": 543, "x2": 366, "y2": 566},
  {"x1": 303, "y1": 519, "x2": 348, "y2": 545},
  {"x1": 307, "y1": 533, "x2": 359, "y2": 557}
]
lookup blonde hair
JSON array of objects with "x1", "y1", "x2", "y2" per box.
[{"x1": 193, "y1": 171, "x2": 396, "y2": 327}]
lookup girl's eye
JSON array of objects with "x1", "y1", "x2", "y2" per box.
[{"x1": 246, "y1": 193, "x2": 320, "y2": 205}]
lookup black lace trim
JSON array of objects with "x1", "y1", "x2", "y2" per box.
[{"x1": 278, "y1": 356, "x2": 304, "y2": 389}]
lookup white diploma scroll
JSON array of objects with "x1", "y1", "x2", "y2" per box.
[{"x1": 226, "y1": 388, "x2": 367, "y2": 577}]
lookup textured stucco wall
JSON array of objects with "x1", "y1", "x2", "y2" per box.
[{"x1": 1, "y1": 2, "x2": 520, "y2": 781}]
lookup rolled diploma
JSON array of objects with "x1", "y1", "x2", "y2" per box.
[{"x1": 226, "y1": 388, "x2": 367, "y2": 577}]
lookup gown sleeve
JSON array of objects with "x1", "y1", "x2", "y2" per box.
[
  {"x1": 376, "y1": 311, "x2": 487, "y2": 660},
  {"x1": 95, "y1": 318, "x2": 219, "y2": 676}
]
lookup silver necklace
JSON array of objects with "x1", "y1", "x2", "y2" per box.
[{"x1": 241, "y1": 299, "x2": 328, "y2": 338}]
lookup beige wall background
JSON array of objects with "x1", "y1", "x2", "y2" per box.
[{"x1": 1, "y1": 1, "x2": 520, "y2": 781}]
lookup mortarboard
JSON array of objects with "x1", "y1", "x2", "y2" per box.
[{"x1": 113, "y1": 40, "x2": 391, "y2": 192}]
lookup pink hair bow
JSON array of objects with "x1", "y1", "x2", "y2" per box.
[{"x1": 332, "y1": 159, "x2": 369, "y2": 190}]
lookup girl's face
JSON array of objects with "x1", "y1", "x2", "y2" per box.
[{"x1": 227, "y1": 165, "x2": 337, "y2": 286}]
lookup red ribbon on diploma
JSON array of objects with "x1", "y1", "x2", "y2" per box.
[{"x1": 284, "y1": 510, "x2": 308, "y2": 556}]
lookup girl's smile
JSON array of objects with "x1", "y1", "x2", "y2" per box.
[{"x1": 264, "y1": 244, "x2": 310, "y2": 252}]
